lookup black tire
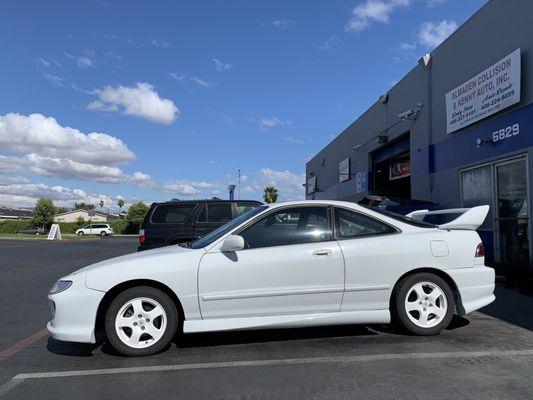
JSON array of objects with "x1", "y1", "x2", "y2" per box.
[
  {"x1": 78, "y1": 231, "x2": 84, "y2": 236},
  {"x1": 100, "y1": 231, "x2": 107, "y2": 237},
  {"x1": 392, "y1": 272, "x2": 455, "y2": 336},
  {"x1": 105, "y1": 286, "x2": 178, "y2": 356}
]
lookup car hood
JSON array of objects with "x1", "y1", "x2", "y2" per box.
[{"x1": 71, "y1": 245, "x2": 202, "y2": 276}]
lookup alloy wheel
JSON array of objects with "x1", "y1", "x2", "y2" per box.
[
  {"x1": 114, "y1": 297, "x2": 167, "y2": 349},
  {"x1": 404, "y1": 281, "x2": 448, "y2": 328}
]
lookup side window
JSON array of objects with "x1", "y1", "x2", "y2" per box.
[
  {"x1": 335, "y1": 208, "x2": 396, "y2": 238},
  {"x1": 239, "y1": 206, "x2": 332, "y2": 249},
  {"x1": 151, "y1": 204, "x2": 195, "y2": 224},
  {"x1": 235, "y1": 202, "x2": 257, "y2": 217},
  {"x1": 207, "y1": 204, "x2": 232, "y2": 223}
]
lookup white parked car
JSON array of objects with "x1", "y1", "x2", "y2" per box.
[
  {"x1": 75, "y1": 224, "x2": 113, "y2": 237},
  {"x1": 48, "y1": 200, "x2": 495, "y2": 356}
]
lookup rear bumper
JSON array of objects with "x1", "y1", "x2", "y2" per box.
[{"x1": 446, "y1": 266, "x2": 495, "y2": 315}]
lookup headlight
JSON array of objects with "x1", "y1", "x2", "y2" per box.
[{"x1": 49, "y1": 280, "x2": 72, "y2": 294}]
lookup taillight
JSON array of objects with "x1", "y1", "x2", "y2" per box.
[
  {"x1": 139, "y1": 229, "x2": 145, "y2": 244},
  {"x1": 475, "y1": 242, "x2": 485, "y2": 257}
]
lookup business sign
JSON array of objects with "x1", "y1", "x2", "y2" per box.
[
  {"x1": 338, "y1": 158, "x2": 350, "y2": 182},
  {"x1": 389, "y1": 154, "x2": 411, "y2": 180},
  {"x1": 356, "y1": 172, "x2": 368, "y2": 194},
  {"x1": 307, "y1": 176, "x2": 317, "y2": 195},
  {"x1": 47, "y1": 224, "x2": 62, "y2": 241},
  {"x1": 446, "y1": 48, "x2": 521, "y2": 134}
]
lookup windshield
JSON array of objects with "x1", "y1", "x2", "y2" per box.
[
  {"x1": 360, "y1": 205, "x2": 436, "y2": 228},
  {"x1": 190, "y1": 205, "x2": 268, "y2": 249}
]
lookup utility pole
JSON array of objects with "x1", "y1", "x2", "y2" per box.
[{"x1": 238, "y1": 168, "x2": 241, "y2": 200}]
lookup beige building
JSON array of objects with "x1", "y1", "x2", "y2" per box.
[{"x1": 54, "y1": 209, "x2": 110, "y2": 223}]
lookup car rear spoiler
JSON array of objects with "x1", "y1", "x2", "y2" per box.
[{"x1": 406, "y1": 205, "x2": 489, "y2": 230}]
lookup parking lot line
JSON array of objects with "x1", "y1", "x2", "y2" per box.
[
  {"x1": 1, "y1": 348, "x2": 533, "y2": 397},
  {"x1": 0, "y1": 329, "x2": 48, "y2": 363},
  {"x1": 14, "y1": 348, "x2": 533, "y2": 379}
]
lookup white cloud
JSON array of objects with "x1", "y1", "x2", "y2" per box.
[
  {"x1": 346, "y1": 0, "x2": 410, "y2": 32},
  {"x1": 397, "y1": 42, "x2": 416, "y2": 51},
  {"x1": 0, "y1": 113, "x2": 134, "y2": 164},
  {"x1": 0, "y1": 178, "x2": 118, "y2": 209},
  {"x1": 169, "y1": 72, "x2": 184, "y2": 81},
  {"x1": 163, "y1": 179, "x2": 218, "y2": 197},
  {"x1": 282, "y1": 136, "x2": 304, "y2": 144},
  {"x1": 34, "y1": 57, "x2": 50, "y2": 67},
  {"x1": 0, "y1": 113, "x2": 157, "y2": 187},
  {"x1": 425, "y1": 0, "x2": 447, "y2": 7},
  {"x1": 65, "y1": 51, "x2": 95, "y2": 68},
  {"x1": 257, "y1": 168, "x2": 305, "y2": 200},
  {"x1": 270, "y1": 18, "x2": 295, "y2": 29},
  {"x1": 128, "y1": 171, "x2": 156, "y2": 188},
  {"x1": 42, "y1": 73, "x2": 65, "y2": 87},
  {"x1": 318, "y1": 36, "x2": 337, "y2": 51},
  {"x1": 417, "y1": 19, "x2": 458, "y2": 48},
  {"x1": 169, "y1": 73, "x2": 216, "y2": 88},
  {"x1": 212, "y1": 58, "x2": 232, "y2": 71},
  {"x1": 34, "y1": 57, "x2": 61, "y2": 68},
  {"x1": 189, "y1": 76, "x2": 216, "y2": 88},
  {"x1": 151, "y1": 39, "x2": 171, "y2": 48},
  {"x1": 87, "y1": 82, "x2": 179, "y2": 124},
  {"x1": 258, "y1": 116, "x2": 291, "y2": 131}
]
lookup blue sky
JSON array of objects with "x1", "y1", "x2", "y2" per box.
[{"x1": 0, "y1": 0, "x2": 486, "y2": 210}]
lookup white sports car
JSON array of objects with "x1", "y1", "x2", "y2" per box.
[{"x1": 47, "y1": 200, "x2": 495, "y2": 356}]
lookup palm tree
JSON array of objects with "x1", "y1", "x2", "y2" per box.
[
  {"x1": 263, "y1": 186, "x2": 279, "y2": 203},
  {"x1": 99, "y1": 200, "x2": 104, "y2": 209},
  {"x1": 117, "y1": 198, "x2": 125, "y2": 210}
]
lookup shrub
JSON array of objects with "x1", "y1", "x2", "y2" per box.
[{"x1": 0, "y1": 220, "x2": 33, "y2": 233}]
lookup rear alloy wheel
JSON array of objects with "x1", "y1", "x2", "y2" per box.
[
  {"x1": 393, "y1": 273, "x2": 454, "y2": 335},
  {"x1": 105, "y1": 286, "x2": 178, "y2": 356},
  {"x1": 100, "y1": 231, "x2": 107, "y2": 237}
]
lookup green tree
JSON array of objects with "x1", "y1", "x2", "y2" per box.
[
  {"x1": 263, "y1": 186, "x2": 279, "y2": 203},
  {"x1": 74, "y1": 202, "x2": 94, "y2": 210},
  {"x1": 99, "y1": 200, "x2": 104, "y2": 209},
  {"x1": 33, "y1": 198, "x2": 56, "y2": 228},
  {"x1": 126, "y1": 202, "x2": 149, "y2": 231},
  {"x1": 55, "y1": 206, "x2": 68, "y2": 214},
  {"x1": 117, "y1": 198, "x2": 125, "y2": 210}
]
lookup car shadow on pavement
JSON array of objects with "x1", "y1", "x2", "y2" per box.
[
  {"x1": 174, "y1": 324, "x2": 377, "y2": 349},
  {"x1": 480, "y1": 283, "x2": 533, "y2": 331},
  {"x1": 47, "y1": 337, "x2": 100, "y2": 357}
]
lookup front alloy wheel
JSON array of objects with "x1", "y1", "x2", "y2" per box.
[
  {"x1": 105, "y1": 286, "x2": 178, "y2": 356},
  {"x1": 393, "y1": 273, "x2": 454, "y2": 335}
]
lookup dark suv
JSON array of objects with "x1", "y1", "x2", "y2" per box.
[{"x1": 138, "y1": 199, "x2": 262, "y2": 251}]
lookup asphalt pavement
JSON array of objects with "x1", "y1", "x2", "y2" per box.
[{"x1": 1, "y1": 237, "x2": 533, "y2": 400}]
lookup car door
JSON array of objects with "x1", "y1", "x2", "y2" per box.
[
  {"x1": 333, "y1": 207, "x2": 405, "y2": 312},
  {"x1": 198, "y1": 205, "x2": 345, "y2": 319},
  {"x1": 86, "y1": 225, "x2": 94, "y2": 235}
]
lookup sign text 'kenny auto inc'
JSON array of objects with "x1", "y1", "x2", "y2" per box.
[{"x1": 446, "y1": 48, "x2": 521, "y2": 134}]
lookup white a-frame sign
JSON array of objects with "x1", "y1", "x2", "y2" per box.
[{"x1": 47, "y1": 224, "x2": 62, "y2": 240}]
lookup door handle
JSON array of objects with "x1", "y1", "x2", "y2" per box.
[{"x1": 313, "y1": 249, "x2": 332, "y2": 256}]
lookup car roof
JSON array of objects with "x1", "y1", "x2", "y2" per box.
[{"x1": 151, "y1": 199, "x2": 262, "y2": 206}]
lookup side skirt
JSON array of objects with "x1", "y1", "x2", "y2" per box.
[{"x1": 183, "y1": 310, "x2": 391, "y2": 334}]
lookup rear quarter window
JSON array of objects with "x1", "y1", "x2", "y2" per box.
[{"x1": 150, "y1": 204, "x2": 195, "y2": 224}]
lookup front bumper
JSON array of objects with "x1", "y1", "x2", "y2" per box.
[
  {"x1": 447, "y1": 266, "x2": 495, "y2": 315},
  {"x1": 47, "y1": 274, "x2": 105, "y2": 343}
]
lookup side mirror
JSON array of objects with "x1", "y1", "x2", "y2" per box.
[{"x1": 221, "y1": 235, "x2": 245, "y2": 252}]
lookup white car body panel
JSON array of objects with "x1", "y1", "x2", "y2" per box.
[
  {"x1": 198, "y1": 241, "x2": 345, "y2": 318},
  {"x1": 47, "y1": 200, "x2": 496, "y2": 344}
]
